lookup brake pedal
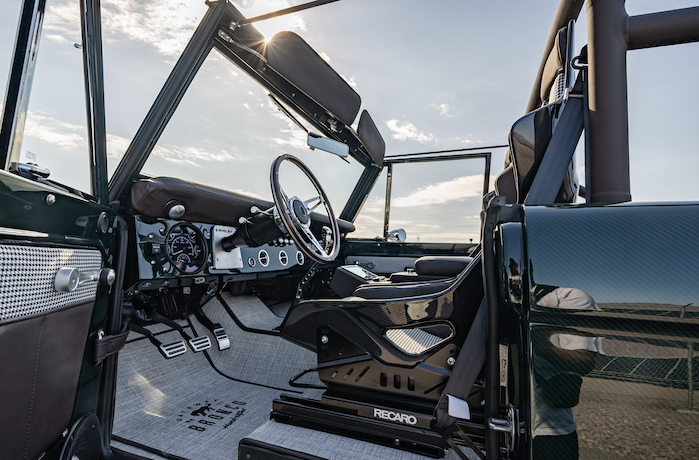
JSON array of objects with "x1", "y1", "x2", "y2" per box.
[
  {"x1": 159, "y1": 340, "x2": 187, "y2": 359},
  {"x1": 188, "y1": 335, "x2": 212, "y2": 352},
  {"x1": 213, "y1": 327, "x2": 230, "y2": 350}
]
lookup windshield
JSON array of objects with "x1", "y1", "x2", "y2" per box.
[{"x1": 139, "y1": 49, "x2": 364, "y2": 209}]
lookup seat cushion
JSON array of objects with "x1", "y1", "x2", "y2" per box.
[{"x1": 414, "y1": 256, "x2": 474, "y2": 277}]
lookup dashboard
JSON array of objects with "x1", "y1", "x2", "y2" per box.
[{"x1": 131, "y1": 216, "x2": 304, "y2": 291}]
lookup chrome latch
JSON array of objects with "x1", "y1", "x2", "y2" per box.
[
  {"x1": 488, "y1": 404, "x2": 522, "y2": 454},
  {"x1": 54, "y1": 267, "x2": 116, "y2": 292}
]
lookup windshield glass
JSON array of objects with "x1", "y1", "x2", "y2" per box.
[{"x1": 140, "y1": 49, "x2": 364, "y2": 208}]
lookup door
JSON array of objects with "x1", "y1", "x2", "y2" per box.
[
  {"x1": 516, "y1": 204, "x2": 699, "y2": 460},
  {"x1": 0, "y1": 0, "x2": 118, "y2": 458}
]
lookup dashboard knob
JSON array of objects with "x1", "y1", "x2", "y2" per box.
[{"x1": 164, "y1": 200, "x2": 186, "y2": 220}]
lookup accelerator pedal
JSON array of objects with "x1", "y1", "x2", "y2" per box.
[
  {"x1": 213, "y1": 327, "x2": 231, "y2": 350},
  {"x1": 193, "y1": 302, "x2": 230, "y2": 351}
]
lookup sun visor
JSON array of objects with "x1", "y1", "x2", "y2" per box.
[
  {"x1": 357, "y1": 110, "x2": 385, "y2": 167},
  {"x1": 263, "y1": 31, "x2": 361, "y2": 126}
]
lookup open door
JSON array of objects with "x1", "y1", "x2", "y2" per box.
[{"x1": 0, "y1": 0, "x2": 120, "y2": 458}]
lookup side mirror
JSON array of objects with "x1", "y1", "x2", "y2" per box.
[
  {"x1": 307, "y1": 133, "x2": 349, "y2": 159},
  {"x1": 387, "y1": 228, "x2": 406, "y2": 242}
]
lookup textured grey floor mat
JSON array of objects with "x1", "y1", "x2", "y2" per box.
[
  {"x1": 196, "y1": 296, "x2": 322, "y2": 392},
  {"x1": 246, "y1": 420, "x2": 480, "y2": 460},
  {"x1": 114, "y1": 328, "x2": 286, "y2": 460},
  {"x1": 218, "y1": 292, "x2": 284, "y2": 331}
]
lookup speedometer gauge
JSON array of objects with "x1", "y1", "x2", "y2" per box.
[{"x1": 165, "y1": 223, "x2": 207, "y2": 274}]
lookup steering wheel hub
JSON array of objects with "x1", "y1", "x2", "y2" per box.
[{"x1": 290, "y1": 197, "x2": 310, "y2": 225}]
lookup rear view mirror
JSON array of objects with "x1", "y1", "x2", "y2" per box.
[{"x1": 308, "y1": 133, "x2": 349, "y2": 159}]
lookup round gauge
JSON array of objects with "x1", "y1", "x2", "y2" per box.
[{"x1": 165, "y1": 223, "x2": 207, "y2": 274}]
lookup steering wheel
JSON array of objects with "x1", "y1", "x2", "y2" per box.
[{"x1": 270, "y1": 154, "x2": 340, "y2": 264}]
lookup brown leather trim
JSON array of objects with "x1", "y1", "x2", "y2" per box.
[
  {"x1": 0, "y1": 300, "x2": 94, "y2": 460},
  {"x1": 131, "y1": 176, "x2": 355, "y2": 233},
  {"x1": 357, "y1": 110, "x2": 385, "y2": 167},
  {"x1": 264, "y1": 31, "x2": 361, "y2": 126}
]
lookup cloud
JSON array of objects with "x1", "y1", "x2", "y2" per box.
[
  {"x1": 386, "y1": 119, "x2": 433, "y2": 143},
  {"x1": 23, "y1": 112, "x2": 86, "y2": 149},
  {"x1": 107, "y1": 132, "x2": 251, "y2": 167},
  {"x1": 106, "y1": 133, "x2": 131, "y2": 160},
  {"x1": 100, "y1": 0, "x2": 204, "y2": 57},
  {"x1": 43, "y1": 1, "x2": 82, "y2": 44},
  {"x1": 152, "y1": 144, "x2": 249, "y2": 166},
  {"x1": 341, "y1": 74, "x2": 357, "y2": 88},
  {"x1": 392, "y1": 174, "x2": 484, "y2": 207},
  {"x1": 432, "y1": 103, "x2": 450, "y2": 117}
]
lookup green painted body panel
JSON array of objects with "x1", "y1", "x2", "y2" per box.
[{"x1": 511, "y1": 204, "x2": 699, "y2": 459}]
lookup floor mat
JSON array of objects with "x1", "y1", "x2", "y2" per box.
[
  {"x1": 197, "y1": 296, "x2": 323, "y2": 393},
  {"x1": 218, "y1": 292, "x2": 284, "y2": 332},
  {"x1": 246, "y1": 420, "x2": 480, "y2": 460},
  {"x1": 113, "y1": 328, "x2": 286, "y2": 460}
]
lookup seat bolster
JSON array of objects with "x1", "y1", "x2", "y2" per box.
[
  {"x1": 350, "y1": 280, "x2": 453, "y2": 300},
  {"x1": 414, "y1": 256, "x2": 474, "y2": 277}
]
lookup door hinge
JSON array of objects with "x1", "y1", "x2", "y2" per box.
[{"x1": 488, "y1": 404, "x2": 524, "y2": 454}]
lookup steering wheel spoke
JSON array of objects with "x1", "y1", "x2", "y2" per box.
[
  {"x1": 270, "y1": 154, "x2": 340, "y2": 264},
  {"x1": 301, "y1": 226, "x2": 327, "y2": 256},
  {"x1": 303, "y1": 195, "x2": 324, "y2": 213}
]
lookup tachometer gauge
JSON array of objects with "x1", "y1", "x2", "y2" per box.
[{"x1": 165, "y1": 223, "x2": 207, "y2": 274}]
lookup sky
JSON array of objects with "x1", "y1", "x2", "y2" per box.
[{"x1": 1, "y1": 0, "x2": 697, "y2": 242}]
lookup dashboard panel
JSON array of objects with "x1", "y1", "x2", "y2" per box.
[{"x1": 132, "y1": 216, "x2": 304, "y2": 290}]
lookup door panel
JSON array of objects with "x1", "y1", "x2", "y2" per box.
[{"x1": 0, "y1": 170, "x2": 115, "y2": 459}]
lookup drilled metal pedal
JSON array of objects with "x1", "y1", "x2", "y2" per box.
[
  {"x1": 213, "y1": 327, "x2": 230, "y2": 350},
  {"x1": 159, "y1": 340, "x2": 187, "y2": 359},
  {"x1": 188, "y1": 335, "x2": 212, "y2": 352}
]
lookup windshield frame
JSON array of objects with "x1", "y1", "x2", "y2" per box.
[{"x1": 108, "y1": 0, "x2": 380, "y2": 222}]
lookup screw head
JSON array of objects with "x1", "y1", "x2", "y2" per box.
[
  {"x1": 447, "y1": 357, "x2": 456, "y2": 366},
  {"x1": 320, "y1": 335, "x2": 329, "y2": 344},
  {"x1": 45, "y1": 194, "x2": 56, "y2": 205}
]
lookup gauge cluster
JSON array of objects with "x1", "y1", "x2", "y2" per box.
[
  {"x1": 166, "y1": 223, "x2": 207, "y2": 273},
  {"x1": 133, "y1": 216, "x2": 304, "y2": 288}
]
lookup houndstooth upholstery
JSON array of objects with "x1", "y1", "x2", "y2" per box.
[
  {"x1": 0, "y1": 244, "x2": 102, "y2": 322},
  {"x1": 385, "y1": 327, "x2": 444, "y2": 355},
  {"x1": 547, "y1": 71, "x2": 567, "y2": 105}
]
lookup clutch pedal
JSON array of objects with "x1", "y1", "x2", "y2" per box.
[
  {"x1": 213, "y1": 327, "x2": 230, "y2": 350},
  {"x1": 188, "y1": 335, "x2": 212, "y2": 352},
  {"x1": 159, "y1": 340, "x2": 187, "y2": 359}
]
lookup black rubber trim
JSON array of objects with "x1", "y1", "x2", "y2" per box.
[
  {"x1": 216, "y1": 293, "x2": 281, "y2": 336},
  {"x1": 186, "y1": 317, "x2": 304, "y2": 394},
  {"x1": 111, "y1": 436, "x2": 189, "y2": 460},
  {"x1": 239, "y1": 438, "x2": 328, "y2": 460}
]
